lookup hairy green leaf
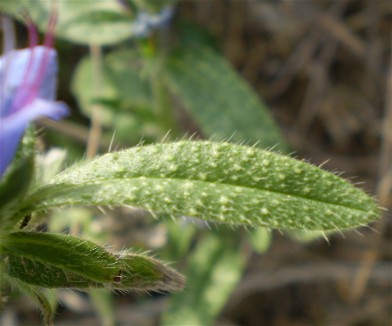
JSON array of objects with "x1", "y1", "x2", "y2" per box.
[
  {"x1": 16, "y1": 141, "x2": 379, "y2": 231},
  {"x1": 164, "y1": 47, "x2": 286, "y2": 150}
]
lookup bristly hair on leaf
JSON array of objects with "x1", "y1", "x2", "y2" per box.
[{"x1": 11, "y1": 141, "x2": 380, "y2": 232}]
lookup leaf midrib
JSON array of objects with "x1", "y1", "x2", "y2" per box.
[{"x1": 46, "y1": 175, "x2": 371, "y2": 214}]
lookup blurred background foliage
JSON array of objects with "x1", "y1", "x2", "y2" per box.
[{"x1": 0, "y1": 0, "x2": 391, "y2": 325}]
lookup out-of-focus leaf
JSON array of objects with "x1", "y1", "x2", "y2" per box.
[
  {"x1": 48, "y1": 208, "x2": 106, "y2": 243},
  {"x1": 72, "y1": 50, "x2": 152, "y2": 114},
  {"x1": 14, "y1": 141, "x2": 380, "y2": 231},
  {"x1": 162, "y1": 230, "x2": 246, "y2": 325},
  {"x1": 89, "y1": 289, "x2": 115, "y2": 326},
  {"x1": 2, "y1": 0, "x2": 135, "y2": 45},
  {"x1": 35, "y1": 148, "x2": 67, "y2": 187},
  {"x1": 249, "y1": 227, "x2": 271, "y2": 254},
  {"x1": 164, "y1": 219, "x2": 198, "y2": 260},
  {"x1": 164, "y1": 46, "x2": 287, "y2": 150},
  {"x1": 9, "y1": 277, "x2": 57, "y2": 325},
  {"x1": 71, "y1": 55, "x2": 122, "y2": 125},
  {"x1": 127, "y1": 0, "x2": 178, "y2": 12},
  {"x1": 105, "y1": 50, "x2": 152, "y2": 106},
  {"x1": 176, "y1": 21, "x2": 219, "y2": 51},
  {"x1": 71, "y1": 50, "x2": 162, "y2": 143}
]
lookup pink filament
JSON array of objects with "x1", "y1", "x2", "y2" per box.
[
  {"x1": 24, "y1": 11, "x2": 39, "y2": 47},
  {"x1": 43, "y1": 11, "x2": 57, "y2": 48},
  {"x1": 9, "y1": 12, "x2": 57, "y2": 115}
]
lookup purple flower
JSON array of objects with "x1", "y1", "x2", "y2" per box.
[{"x1": 0, "y1": 15, "x2": 69, "y2": 177}]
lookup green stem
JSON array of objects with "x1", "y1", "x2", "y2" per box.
[
  {"x1": 142, "y1": 34, "x2": 179, "y2": 136},
  {"x1": 86, "y1": 44, "x2": 104, "y2": 159}
]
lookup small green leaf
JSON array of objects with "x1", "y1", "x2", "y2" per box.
[
  {"x1": 16, "y1": 141, "x2": 379, "y2": 231},
  {"x1": 164, "y1": 46, "x2": 287, "y2": 150}
]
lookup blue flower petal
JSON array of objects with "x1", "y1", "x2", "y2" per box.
[
  {"x1": 0, "y1": 98, "x2": 69, "y2": 176},
  {"x1": 0, "y1": 47, "x2": 57, "y2": 117}
]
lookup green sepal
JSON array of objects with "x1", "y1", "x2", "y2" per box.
[
  {"x1": 2, "y1": 232, "x2": 185, "y2": 292},
  {"x1": 1, "y1": 232, "x2": 119, "y2": 284},
  {"x1": 116, "y1": 253, "x2": 185, "y2": 292},
  {"x1": 4, "y1": 254, "x2": 103, "y2": 288}
]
